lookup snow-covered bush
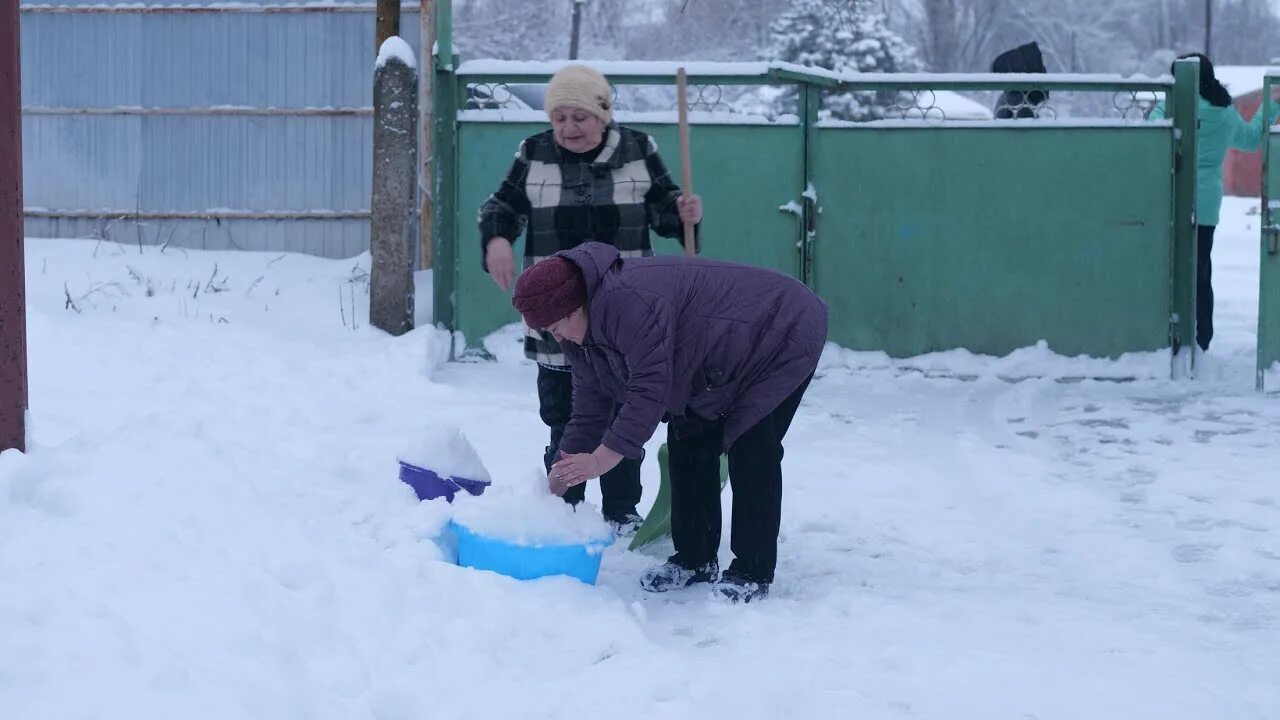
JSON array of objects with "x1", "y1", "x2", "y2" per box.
[{"x1": 769, "y1": 0, "x2": 923, "y2": 121}]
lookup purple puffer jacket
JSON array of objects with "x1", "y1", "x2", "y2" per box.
[{"x1": 557, "y1": 242, "x2": 828, "y2": 459}]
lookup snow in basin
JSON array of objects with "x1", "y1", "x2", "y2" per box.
[
  {"x1": 399, "y1": 425, "x2": 490, "y2": 483},
  {"x1": 450, "y1": 470, "x2": 612, "y2": 546},
  {"x1": 375, "y1": 36, "x2": 416, "y2": 70}
]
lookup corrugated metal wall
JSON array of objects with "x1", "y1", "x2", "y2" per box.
[{"x1": 20, "y1": 2, "x2": 422, "y2": 258}]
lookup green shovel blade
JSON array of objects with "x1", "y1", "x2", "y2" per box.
[{"x1": 628, "y1": 442, "x2": 730, "y2": 551}]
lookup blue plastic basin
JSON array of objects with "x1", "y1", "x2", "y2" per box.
[{"x1": 447, "y1": 520, "x2": 614, "y2": 585}]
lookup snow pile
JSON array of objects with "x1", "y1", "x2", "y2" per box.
[
  {"x1": 1265, "y1": 361, "x2": 1280, "y2": 392},
  {"x1": 451, "y1": 469, "x2": 612, "y2": 546},
  {"x1": 818, "y1": 340, "x2": 1170, "y2": 381},
  {"x1": 926, "y1": 90, "x2": 993, "y2": 120},
  {"x1": 375, "y1": 36, "x2": 417, "y2": 70},
  {"x1": 399, "y1": 425, "x2": 491, "y2": 482},
  {"x1": 420, "y1": 325, "x2": 451, "y2": 381}
]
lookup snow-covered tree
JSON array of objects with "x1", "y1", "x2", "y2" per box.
[{"x1": 769, "y1": 0, "x2": 923, "y2": 121}]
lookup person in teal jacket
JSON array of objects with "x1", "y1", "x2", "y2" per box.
[{"x1": 1152, "y1": 53, "x2": 1275, "y2": 351}]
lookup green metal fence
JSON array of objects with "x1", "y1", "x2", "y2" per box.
[
  {"x1": 809, "y1": 68, "x2": 1199, "y2": 359},
  {"x1": 431, "y1": 58, "x2": 1202, "y2": 368},
  {"x1": 1260, "y1": 75, "x2": 1280, "y2": 391}
]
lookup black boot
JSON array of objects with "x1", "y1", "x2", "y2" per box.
[
  {"x1": 639, "y1": 555, "x2": 718, "y2": 592},
  {"x1": 711, "y1": 570, "x2": 770, "y2": 604},
  {"x1": 600, "y1": 456, "x2": 643, "y2": 528},
  {"x1": 604, "y1": 511, "x2": 644, "y2": 538}
]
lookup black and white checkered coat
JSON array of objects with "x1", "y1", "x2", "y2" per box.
[{"x1": 479, "y1": 123, "x2": 699, "y2": 369}]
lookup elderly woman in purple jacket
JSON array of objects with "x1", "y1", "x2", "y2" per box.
[{"x1": 510, "y1": 241, "x2": 828, "y2": 603}]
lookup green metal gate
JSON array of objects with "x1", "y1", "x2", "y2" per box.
[
  {"x1": 808, "y1": 69, "x2": 1198, "y2": 359},
  {"x1": 432, "y1": 60, "x2": 1201, "y2": 369},
  {"x1": 1260, "y1": 75, "x2": 1280, "y2": 391}
]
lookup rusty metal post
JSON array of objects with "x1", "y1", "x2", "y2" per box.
[
  {"x1": 1, "y1": 0, "x2": 29, "y2": 452},
  {"x1": 375, "y1": 0, "x2": 400, "y2": 51},
  {"x1": 419, "y1": 0, "x2": 435, "y2": 269}
]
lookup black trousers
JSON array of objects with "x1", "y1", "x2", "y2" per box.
[
  {"x1": 666, "y1": 375, "x2": 813, "y2": 584},
  {"x1": 1197, "y1": 225, "x2": 1216, "y2": 352},
  {"x1": 537, "y1": 365, "x2": 642, "y2": 520}
]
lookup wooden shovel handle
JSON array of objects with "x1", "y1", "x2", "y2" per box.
[{"x1": 676, "y1": 68, "x2": 695, "y2": 256}]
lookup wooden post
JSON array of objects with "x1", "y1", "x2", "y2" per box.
[
  {"x1": 370, "y1": 39, "x2": 418, "y2": 336},
  {"x1": 676, "y1": 68, "x2": 695, "y2": 256},
  {"x1": 375, "y1": 0, "x2": 400, "y2": 51},
  {"x1": 1, "y1": 0, "x2": 27, "y2": 452},
  {"x1": 419, "y1": 0, "x2": 436, "y2": 269}
]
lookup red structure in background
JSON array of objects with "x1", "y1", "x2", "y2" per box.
[
  {"x1": 1224, "y1": 89, "x2": 1269, "y2": 198},
  {"x1": 1, "y1": 0, "x2": 29, "y2": 453}
]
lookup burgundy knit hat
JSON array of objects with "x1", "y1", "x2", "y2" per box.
[{"x1": 511, "y1": 257, "x2": 587, "y2": 329}]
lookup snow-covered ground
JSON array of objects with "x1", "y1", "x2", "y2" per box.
[{"x1": 3, "y1": 198, "x2": 1278, "y2": 719}]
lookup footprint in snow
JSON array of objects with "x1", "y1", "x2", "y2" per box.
[{"x1": 1173, "y1": 543, "x2": 1220, "y2": 563}]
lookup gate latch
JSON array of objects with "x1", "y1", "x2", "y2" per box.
[{"x1": 1266, "y1": 225, "x2": 1280, "y2": 256}]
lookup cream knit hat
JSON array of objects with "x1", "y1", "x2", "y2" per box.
[{"x1": 544, "y1": 65, "x2": 613, "y2": 124}]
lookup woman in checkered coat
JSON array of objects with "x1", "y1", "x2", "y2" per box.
[{"x1": 479, "y1": 64, "x2": 703, "y2": 534}]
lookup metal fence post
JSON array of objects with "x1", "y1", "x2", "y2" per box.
[
  {"x1": 1259, "y1": 75, "x2": 1279, "y2": 391},
  {"x1": 800, "y1": 80, "x2": 820, "y2": 287},
  {"x1": 1171, "y1": 58, "x2": 1200, "y2": 375},
  {"x1": 430, "y1": 0, "x2": 458, "y2": 339}
]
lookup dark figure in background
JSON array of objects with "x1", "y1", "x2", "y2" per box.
[{"x1": 992, "y1": 42, "x2": 1049, "y2": 119}]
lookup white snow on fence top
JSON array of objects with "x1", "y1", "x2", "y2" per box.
[
  {"x1": 1265, "y1": 362, "x2": 1280, "y2": 392},
  {"x1": 841, "y1": 72, "x2": 1171, "y2": 85},
  {"x1": 821, "y1": 118, "x2": 1174, "y2": 129},
  {"x1": 456, "y1": 59, "x2": 1171, "y2": 86},
  {"x1": 1216, "y1": 65, "x2": 1277, "y2": 98},
  {"x1": 458, "y1": 108, "x2": 799, "y2": 126},
  {"x1": 459, "y1": 59, "x2": 795, "y2": 78},
  {"x1": 376, "y1": 36, "x2": 416, "y2": 71},
  {"x1": 463, "y1": 109, "x2": 1169, "y2": 129}
]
